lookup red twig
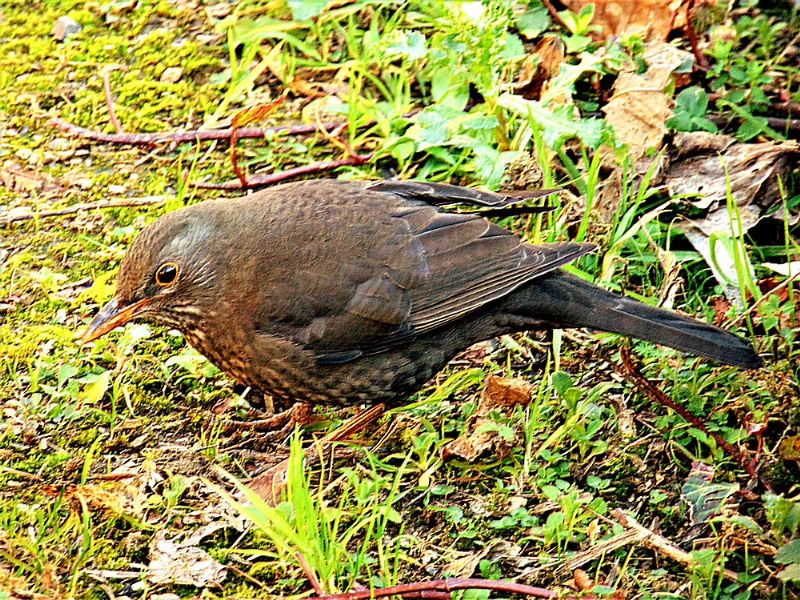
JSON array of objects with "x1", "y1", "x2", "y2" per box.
[
  {"x1": 227, "y1": 94, "x2": 291, "y2": 188},
  {"x1": 102, "y1": 69, "x2": 123, "y2": 133},
  {"x1": 190, "y1": 154, "x2": 373, "y2": 190},
  {"x1": 229, "y1": 125, "x2": 246, "y2": 187},
  {"x1": 619, "y1": 347, "x2": 754, "y2": 478},
  {"x1": 305, "y1": 578, "x2": 564, "y2": 600},
  {"x1": 50, "y1": 116, "x2": 346, "y2": 146},
  {"x1": 774, "y1": 100, "x2": 800, "y2": 118},
  {"x1": 686, "y1": 0, "x2": 709, "y2": 70}
]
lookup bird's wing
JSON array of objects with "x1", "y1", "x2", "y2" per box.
[
  {"x1": 250, "y1": 182, "x2": 592, "y2": 364},
  {"x1": 367, "y1": 180, "x2": 558, "y2": 207},
  {"x1": 395, "y1": 206, "x2": 594, "y2": 335}
]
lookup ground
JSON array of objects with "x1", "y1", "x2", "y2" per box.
[{"x1": 1, "y1": 1, "x2": 799, "y2": 599}]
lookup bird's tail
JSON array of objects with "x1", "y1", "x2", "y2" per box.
[{"x1": 515, "y1": 272, "x2": 761, "y2": 368}]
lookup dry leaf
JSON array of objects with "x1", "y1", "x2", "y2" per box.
[
  {"x1": 666, "y1": 135, "x2": 800, "y2": 217},
  {"x1": 442, "y1": 376, "x2": 532, "y2": 462},
  {"x1": 513, "y1": 36, "x2": 565, "y2": 101},
  {"x1": 147, "y1": 531, "x2": 227, "y2": 587},
  {"x1": 602, "y1": 71, "x2": 672, "y2": 161},
  {"x1": 664, "y1": 135, "x2": 800, "y2": 305},
  {"x1": 476, "y1": 375, "x2": 533, "y2": 414},
  {"x1": 574, "y1": 568, "x2": 593, "y2": 590},
  {"x1": 563, "y1": 0, "x2": 701, "y2": 41},
  {"x1": 231, "y1": 94, "x2": 288, "y2": 128}
]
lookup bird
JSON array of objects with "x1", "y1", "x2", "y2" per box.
[{"x1": 82, "y1": 179, "x2": 761, "y2": 407}]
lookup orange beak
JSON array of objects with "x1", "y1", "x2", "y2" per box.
[{"x1": 81, "y1": 297, "x2": 152, "y2": 344}]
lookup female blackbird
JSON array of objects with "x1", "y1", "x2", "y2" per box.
[{"x1": 82, "y1": 179, "x2": 761, "y2": 405}]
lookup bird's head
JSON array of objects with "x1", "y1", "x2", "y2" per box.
[{"x1": 82, "y1": 208, "x2": 220, "y2": 344}]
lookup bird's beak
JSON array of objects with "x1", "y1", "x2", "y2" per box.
[{"x1": 81, "y1": 297, "x2": 151, "y2": 344}]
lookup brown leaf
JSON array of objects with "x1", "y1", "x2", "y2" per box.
[
  {"x1": 666, "y1": 136, "x2": 800, "y2": 219},
  {"x1": 712, "y1": 296, "x2": 733, "y2": 326},
  {"x1": 574, "y1": 568, "x2": 593, "y2": 591},
  {"x1": 442, "y1": 416, "x2": 505, "y2": 462},
  {"x1": 563, "y1": 0, "x2": 705, "y2": 41},
  {"x1": 513, "y1": 36, "x2": 565, "y2": 101},
  {"x1": 477, "y1": 375, "x2": 534, "y2": 415},
  {"x1": 602, "y1": 70, "x2": 672, "y2": 161},
  {"x1": 666, "y1": 136, "x2": 800, "y2": 305},
  {"x1": 231, "y1": 93, "x2": 288, "y2": 128},
  {"x1": 779, "y1": 436, "x2": 800, "y2": 462},
  {"x1": 442, "y1": 376, "x2": 532, "y2": 462}
]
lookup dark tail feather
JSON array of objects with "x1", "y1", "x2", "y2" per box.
[{"x1": 517, "y1": 273, "x2": 762, "y2": 369}]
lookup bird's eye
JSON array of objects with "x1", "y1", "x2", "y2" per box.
[{"x1": 155, "y1": 262, "x2": 180, "y2": 287}]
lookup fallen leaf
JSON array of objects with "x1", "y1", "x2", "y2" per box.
[
  {"x1": 442, "y1": 376, "x2": 532, "y2": 462},
  {"x1": 574, "y1": 568, "x2": 593, "y2": 590},
  {"x1": 513, "y1": 36, "x2": 565, "y2": 101},
  {"x1": 643, "y1": 42, "x2": 694, "y2": 88},
  {"x1": 563, "y1": 0, "x2": 703, "y2": 41},
  {"x1": 682, "y1": 462, "x2": 739, "y2": 525},
  {"x1": 666, "y1": 135, "x2": 800, "y2": 218},
  {"x1": 664, "y1": 135, "x2": 800, "y2": 304},
  {"x1": 147, "y1": 531, "x2": 227, "y2": 587},
  {"x1": 711, "y1": 296, "x2": 733, "y2": 326},
  {"x1": 779, "y1": 436, "x2": 800, "y2": 462},
  {"x1": 476, "y1": 375, "x2": 534, "y2": 415},
  {"x1": 602, "y1": 70, "x2": 672, "y2": 161}
]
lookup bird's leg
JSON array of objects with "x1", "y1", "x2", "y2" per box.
[
  {"x1": 248, "y1": 404, "x2": 386, "y2": 503},
  {"x1": 223, "y1": 401, "x2": 313, "y2": 433}
]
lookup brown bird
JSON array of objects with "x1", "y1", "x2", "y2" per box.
[{"x1": 82, "y1": 179, "x2": 761, "y2": 406}]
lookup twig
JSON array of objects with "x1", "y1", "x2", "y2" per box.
[
  {"x1": 619, "y1": 347, "x2": 754, "y2": 477},
  {"x1": 102, "y1": 69, "x2": 123, "y2": 133},
  {"x1": 610, "y1": 509, "x2": 747, "y2": 585},
  {"x1": 0, "y1": 466, "x2": 43, "y2": 481},
  {"x1": 3, "y1": 195, "x2": 166, "y2": 225},
  {"x1": 305, "y1": 578, "x2": 564, "y2": 600},
  {"x1": 774, "y1": 100, "x2": 800, "y2": 118},
  {"x1": 565, "y1": 529, "x2": 646, "y2": 572},
  {"x1": 229, "y1": 95, "x2": 290, "y2": 188},
  {"x1": 223, "y1": 402, "x2": 310, "y2": 432},
  {"x1": 707, "y1": 114, "x2": 800, "y2": 136},
  {"x1": 540, "y1": 0, "x2": 570, "y2": 32},
  {"x1": 686, "y1": 0, "x2": 709, "y2": 70},
  {"x1": 190, "y1": 154, "x2": 373, "y2": 190},
  {"x1": 50, "y1": 116, "x2": 346, "y2": 145}
]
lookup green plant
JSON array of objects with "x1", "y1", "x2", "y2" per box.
[
  {"x1": 668, "y1": 86, "x2": 718, "y2": 133},
  {"x1": 211, "y1": 431, "x2": 405, "y2": 593}
]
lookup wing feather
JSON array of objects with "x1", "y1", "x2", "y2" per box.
[{"x1": 248, "y1": 180, "x2": 593, "y2": 364}]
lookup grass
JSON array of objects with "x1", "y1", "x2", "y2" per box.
[{"x1": 0, "y1": 0, "x2": 798, "y2": 598}]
